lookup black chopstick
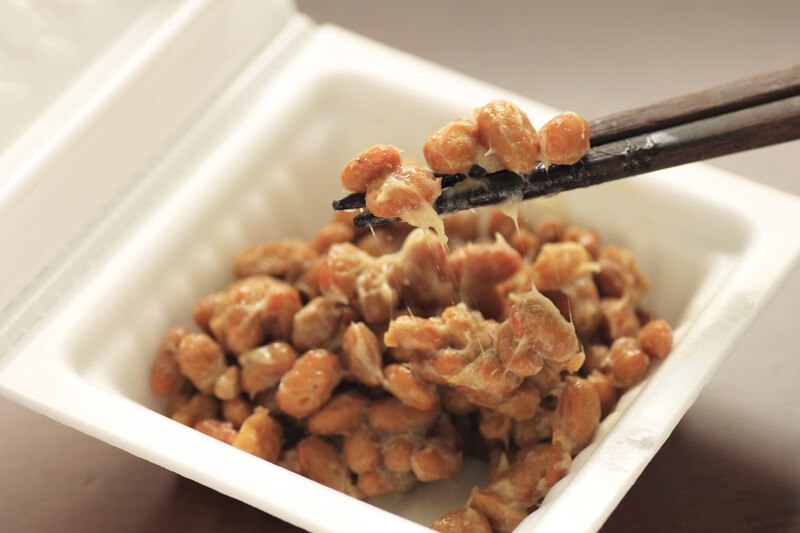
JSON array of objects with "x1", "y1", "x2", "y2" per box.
[{"x1": 333, "y1": 65, "x2": 800, "y2": 228}]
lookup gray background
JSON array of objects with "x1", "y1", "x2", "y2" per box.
[{"x1": 1, "y1": 1, "x2": 798, "y2": 531}]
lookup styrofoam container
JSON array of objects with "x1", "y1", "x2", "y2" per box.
[{"x1": 1, "y1": 1, "x2": 799, "y2": 531}]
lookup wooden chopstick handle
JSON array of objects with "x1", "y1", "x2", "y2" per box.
[
  {"x1": 589, "y1": 64, "x2": 800, "y2": 146},
  {"x1": 434, "y1": 95, "x2": 800, "y2": 213}
]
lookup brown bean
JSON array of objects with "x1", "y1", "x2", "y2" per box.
[
  {"x1": 553, "y1": 376, "x2": 600, "y2": 454},
  {"x1": 448, "y1": 237, "x2": 522, "y2": 320},
  {"x1": 278, "y1": 448, "x2": 302, "y2": 474},
  {"x1": 562, "y1": 226, "x2": 601, "y2": 258},
  {"x1": 291, "y1": 297, "x2": 344, "y2": 352},
  {"x1": 443, "y1": 209, "x2": 481, "y2": 244},
  {"x1": 479, "y1": 409, "x2": 513, "y2": 442},
  {"x1": 367, "y1": 397, "x2": 439, "y2": 432},
  {"x1": 474, "y1": 99, "x2": 539, "y2": 174},
  {"x1": 355, "y1": 224, "x2": 411, "y2": 256},
  {"x1": 440, "y1": 386, "x2": 478, "y2": 414},
  {"x1": 276, "y1": 349, "x2": 342, "y2": 418},
  {"x1": 583, "y1": 343, "x2": 610, "y2": 373},
  {"x1": 638, "y1": 318, "x2": 673, "y2": 359},
  {"x1": 595, "y1": 245, "x2": 648, "y2": 303},
  {"x1": 511, "y1": 230, "x2": 540, "y2": 261},
  {"x1": 600, "y1": 297, "x2": 641, "y2": 342},
  {"x1": 238, "y1": 341, "x2": 298, "y2": 397},
  {"x1": 424, "y1": 118, "x2": 483, "y2": 174},
  {"x1": 383, "y1": 364, "x2": 438, "y2": 411},
  {"x1": 382, "y1": 434, "x2": 416, "y2": 473},
  {"x1": 151, "y1": 327, "x2": 187, "y2": 397},
  {"x1": 365, "y1": 166, "x2": 442, "y2": 219},
  {"x1": 487, "y1": 208, "x2": 519, "y2": 241},
  {"x1": 538, "y1": 112, "x2": 591, "y2": 165},
  {"x1": 357, "y1": 470, "x2": 416, "y2": 497},
  {"x1": 209, "y1": 276, "x2": 302, "y2": 354},
  {"x1": 310, "y1": 221, "x2": 355, "y2": 254},
  {"x1": 342, "y1": 322, "x2": 384, "y2": 387},
  {"x1": 562, "y1": 276, "x2": 603, "y2": 340},
  {"x1": 194, "y1": 419, "x2": 238, "y2": 445},
  {"x1": 507, "y1": 289, "x2": 580, "y2": 368},
  {"x1": 213, "y1": 365, "x2": 241, "y2": 401},
  {"x1": 222, "y1": 397, "x2": 253, "y2": 429},
  {"x1": 343, "y1": 429, "x2": 380, "y2": 474},
  {"x1": 531, "y1": 242, "x2": 598, "y2": 292},
  {"x1": 394, "y1": 228, "x2": 455, "y2": 312},
  {"x1": 192, "y1": 293, "x2": 222, "y2": 334},
  {"x1": 410, "y1": 439, "x2": 462, "y2": 481},
  {"x1": 297, "y1": 437, "x2": 360, "y2": 497},
  {"x1": 232, "y1": 408, "x2": 283, "y2": 462},
  {"x1": 340, "y1": 144, "x2": 402, "y2": 192},
  {"x1": 587, "y1": 370, "x2": 618, "y2": 416},
  {"x1": 513, "y1": 410, "x2": 554, "y2": 447},
  {"x1": 306, "y1": 391, "x2": 369, "y2": 436},
  {"x1": 171, "y1": 393, "x2": 219, "y2": 427},
  {"x1": 535, "y1": 215, "x2": 566, "y2": 243},
  {"x1": 608, "y1": 336, "x2": 650, "y2": 388},
  {"x1": 234, "y1": 239, "x2": 317, "y2": 281},
  {"x1": 447, "y1": 353, "x2": 523, "y2": 406},
  {"x1": 176, "y1": 333, "x2": 227, "y2": 395},
  {"x1": 432, "y1": 507, "x2": 493, "y2": 533},
  {"x1": 494, "y1": 382, "x2": 542, "y2": 421},
  {"x1": 468, "y1": 487, "x2": 528, "y2": 533}
]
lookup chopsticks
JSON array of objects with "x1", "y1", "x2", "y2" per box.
[{"x1": 333, "y1": 65, "x2": 800, "y2": 227}]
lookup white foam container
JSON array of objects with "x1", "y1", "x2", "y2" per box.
[{"x1": 1, "y1": 1, "x2": 799, "y2": 531}]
